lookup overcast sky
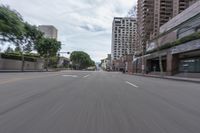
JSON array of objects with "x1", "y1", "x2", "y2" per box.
[{"x1": 1, "y1": 0, "x2": 137, "y2": 61}]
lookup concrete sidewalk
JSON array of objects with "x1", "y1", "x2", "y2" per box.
[
  {"x1": 0, "y1": 68, "x2": 70, "y2": 73},
  {"x1": 0, "y1": 70, "x2": 46, "y2": 73},
  {"x1": 133, "y1": 73, "x2": 200, "y2": 83}
]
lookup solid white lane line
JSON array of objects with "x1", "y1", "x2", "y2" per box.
[
  {"x1": 62, "y1": 75, "x2": 78, "y2": 78},
  {"x1": 83, "y1": 75, "x2": 90, "y2": 78},
  {"x1": 125, "y1": 81, "x2": 139, "y2": 88}
]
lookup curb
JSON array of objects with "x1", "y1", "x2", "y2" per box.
[
  {"x1": 133, "y1": 74, "x2": 200, "y2": 84},
  {"x1": 0, "y1": 69, "x2": 71, "y2": 73}
]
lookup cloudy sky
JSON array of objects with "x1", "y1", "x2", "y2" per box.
[{"x1": 1, "y1": 0, "x2": 137, "y2": 61}]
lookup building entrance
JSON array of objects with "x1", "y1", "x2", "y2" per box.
[{"x1": 147, "y1": 56, "x2": 167, "y2": 73}]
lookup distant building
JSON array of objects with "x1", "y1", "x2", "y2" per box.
[
  {"x1": 57, "y1": 57, "x2": 70, "y2": 68},
  {"x1": 38, "y1": 25, "x2": 58, "y2": 40},
  {"x1": 111, "y1": 17, "x2": 137, "y2": 60},
  {"x1": 100, "y1": 59, "x2": 107, "y2": 70},
  {"x1": 106, "y1": 54, "x2": 112, "y2": 70},
  {"x1": 112, "y1": 54, "x2": 134, "y2": 73},
  {"x1": 100, "y1": 54, "x2": 112, "y2": 71}
]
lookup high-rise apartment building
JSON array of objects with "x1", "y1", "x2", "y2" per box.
[
  {"x1": 38, "y1": 25, "x2": 58, "y2": 40},
  {"x1": 111, "y1": 17, "x2": 137, "y2": 60},
  {"x1": 136, "y1": 0, "x2": 154, "y2": 52},
  {"x1": 153, "y1": 0, "x2": 196, "y2": 37},
  {"x1": 153, "y1": 0, "x2": 173, "y2": 37},
  {"x1": 136, "y1": 0, "x2": 197, "y2": 52},
  {"x1": 173, "y1": 0, "x2": 199, "y2": 16}
]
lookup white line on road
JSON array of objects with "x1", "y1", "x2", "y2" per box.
[
  {"x1": 125, "y1": 81, "x2": 139, "y2": 88},
  {"x1": 83, "y1": 75, "x2": 90, "y2": 78},
  {"x1": 62, "y1": 75, "x2": 78, "y2": 78}
]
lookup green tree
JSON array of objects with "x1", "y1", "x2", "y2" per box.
[
  {"x1": 14, "y1": 22, "x2": 44, "y2": 71},
  {"x1": 22, "y1": 23, "x2": 43, "y2": 53},
  {"x1": 0, "y1": 5, "x2": 24, "y2": 43},
  {"x1": 0, "y1": 5, "x2": 44, "y2": 71},
  {"x1": 5, "y1": 46, "x2": 14, "y2": 53},
  {"x1": 70, "y1": 51, "x2": 95, "y2": 70},
  {"x1": 35, "y1": 38, "x2": 61, "y2": 71}
]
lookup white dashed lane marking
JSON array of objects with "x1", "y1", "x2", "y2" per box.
[
  {"x1": 83, "y1": 75, "x2": 90, "y2": 78},
  {"x1": 62, "y1": 75, "x2": 78, "y2": 78},
  {"x1": 125, "y1": 81, "x2": 139, "y2": 88}
]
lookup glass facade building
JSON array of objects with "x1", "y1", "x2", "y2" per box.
[{"x1": 179, "y1": 58, "x2": 200, "y2": 72}]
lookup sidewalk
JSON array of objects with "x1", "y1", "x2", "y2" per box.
[
  {"x1": 0, "y1": 68, "x2": 71, "y2": 73},
  {"x1": 133, "y1": 73, "x2": 200, "y2": 83},
  {"x1": 0, "y1": 70, "x2": 45, "y2": 73}
]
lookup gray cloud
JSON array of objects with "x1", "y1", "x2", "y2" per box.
[
  {"x1": 1, "y1": 0, "x2": 137, "y2": 61},
  {"x1": 79, "y1": 23, "x2": 106, "y2": 32}
]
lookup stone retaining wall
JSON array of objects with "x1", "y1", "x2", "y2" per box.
[{"x1": 0, "y1": 57, "x2": 44, "y2": 70}]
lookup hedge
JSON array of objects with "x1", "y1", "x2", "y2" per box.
[
  {"x1": 4, "y1": 52, "x2": 40, "y2": 58},
  {"x1": 1, "y1": 53, "x2": 37, "y2": 62}
]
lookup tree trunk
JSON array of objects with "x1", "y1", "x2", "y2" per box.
[
  {"x1": 21, "y1": 53, "x2": 25, "y2": 72},
  {"x1": 45, "y1": 57, "x2": 49, "y2": 71}
]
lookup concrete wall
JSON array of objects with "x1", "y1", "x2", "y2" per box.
[
  {"x1": 0, "y1": 58, "x2": 44, "y2": 70},
  {"x1": 0, "y1": 58, "x2": 3, "y2": 69},
  {"x1": 159, "y1": 31, "x2": 177, "y2": 46},
  {"x1": 166, "y1": 53, "x2": 179, "y2": 76}
]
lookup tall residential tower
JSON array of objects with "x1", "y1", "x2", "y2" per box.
[
  {"x1": 136, "y1": 0, "x2": 197, "y2": 52},
  {"x1": 111, "y1": 17, "x2": 137, "y2": 60}
]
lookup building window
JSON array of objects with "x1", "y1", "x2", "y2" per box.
[
  {"x1": 179, "y1": 58, "x2": 200, "y2": 73},
  {"x1": 196, "y1": 26, "x2": 200, "y2": 32},
  {"x1": 178, "y1": 26, "x2": 195, "y2": 39}
]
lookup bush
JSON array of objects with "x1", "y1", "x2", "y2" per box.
[
  {"x1": 48, "y1": 56, "x2": 58, "y2": 68},
  {"x1": 24, "y1": 53, "x2": 40, "y2": 58},
  {"x1": 1, "y1": 53, "x2": 37, "y2": 62}
]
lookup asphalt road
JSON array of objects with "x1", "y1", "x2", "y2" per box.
[{"x1": 0, "y1": 71, "x2": 200, "y2": 133}]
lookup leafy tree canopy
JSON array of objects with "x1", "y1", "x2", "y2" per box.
[
  {"x1": 35, "y1": 38, "x2": 61, "y2": 57},
  {"x1": 17, "y1": 22, "x2": 44, "y2": 53},
  {"x1": 0, "y1": 5, "x2": 63, "y2": 71},
  {"x1": 0, "y1": 5, "x2": 24, "y2": 42},
  {"x1": 70, "y1": 51, "x2": 95, "y2": 70},
  {"x1": 4, "y1": 46, "x2": 14, "y2": 53}
]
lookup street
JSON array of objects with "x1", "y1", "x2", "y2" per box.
[{"x1": 0, "y1": 71, "x2": 200, "y2": 133}]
